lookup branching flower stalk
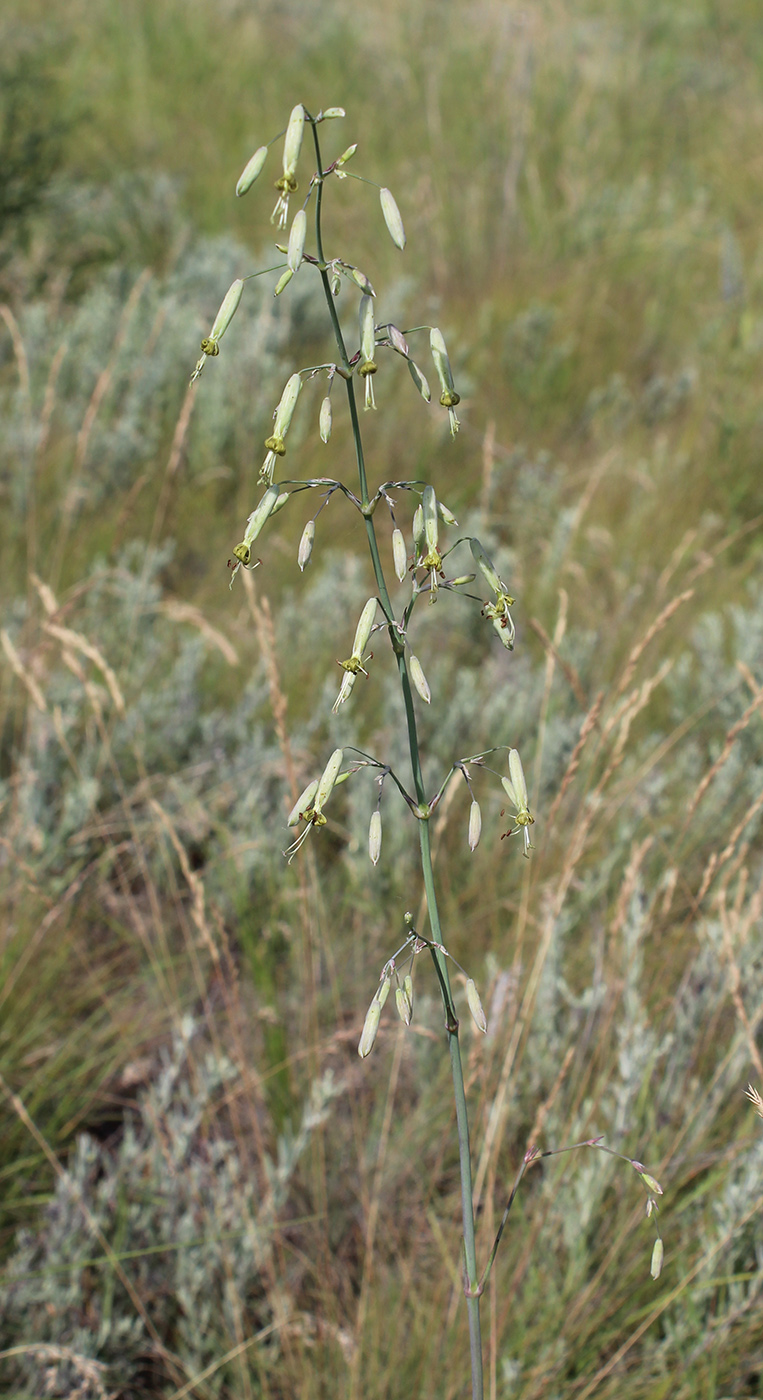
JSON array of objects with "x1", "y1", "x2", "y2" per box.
[{"x1": 192, "y1": 103, "x2": 662, "y2": 1399}]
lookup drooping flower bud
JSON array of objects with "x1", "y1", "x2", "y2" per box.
[
  {"x1": 438, "y1": 500, "x2": 458, "y2": 527},
  {"x1": 388, "y1": 324, "x2": 409, "y2": 358},
  {"x1": 392, "y1": 528, "x2": 408, "y2": 582},
  {"x1": 469, "y1": 538, "x2": 504, "y2": 595},
  {"x1": 369, "y1": 809, "x2": 382, "y2": 866},
  {"x1": 375, "y1": 974, "x2": 391, "y2": 1009},
  {"x1": 407, "y1": 359, "x2": 431, "y2": 402},
  {"x1": 465, "y1": 978, "x2": 487, "y2": 1033},
  {"x1": 193, "y1": 280, "x2": 244, "y2": 378},
  {"x1": 319, "y1": 396, "x2": 332, "y2": 443},
  {"x1": 430, "y1": 326, "x2": 460, "y2": 436},
  {"x1": 395, "y1": 984, "x2": 412, "y2": 1025},
  {"x1": 242, "y1": 483, "x2": 281, "y2": 548},
  {"x1": 412, "y1": 505, "x2": 425, "y2": 552},
  {"x1": 336, "y1": 143, "x2": 358, "y2": 169},
  {"x1": 321, "y1": 107, "x2": 345, "y2": 120},
  {"x1": 271, "y1": 491, "x2": 291, "y2": 515},
  {"x1": 403, "y1": 974, "x2": 414, "y2": 1014},
  {"x1": 409, "y1": 655, "x2": 431, "y2": 704},
  {"x1": 274, "y1": 268, "x2": 294, "y2": 296},
  {"x1": 298, "y1": 520, "x2": 315, "y2": 572},
  {"x1": 380, "y1": 187, "x2": 406, "y2": 250},
  {"x1": 468, "y1": 800, "x2": 482, "y2": 851},
  {"x1": 345, "y1": 265, "x2": 376, "y2": 296},
  {"x1": 650, "y1": 1239, "x2": 664, "y2": 1280},
  {"x1": 287, "y1": 779, "x2": 319, "y2": 827},
  {"x1": 358, "y1": 1000, "x2": 381, "y2": 1058},
  {"x1": 236, "y1": 146, "x2": 268, "y2": 197},
  {"x1": 287, "y1": 208, "x2": 307, "y2": 273}
]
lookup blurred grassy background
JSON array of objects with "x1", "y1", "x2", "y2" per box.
[{"x1": 1, "y1": 0, "x2": 763, "y2": 1396}]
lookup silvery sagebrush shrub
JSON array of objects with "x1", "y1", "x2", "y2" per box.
[
  {"x1": 186, "y1": 101, "x2": 666, "y2": 1399},
  {"x1": 0, "y1": 1018, "x2": 341, "y2": 1397}
]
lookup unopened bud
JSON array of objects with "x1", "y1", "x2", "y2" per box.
[
  {"x1": 273, "y1": 372, "x2": 302, "y2": 441},
  {"x1": 407, "y1": 359, "x2": 431, "y2": 402},
  {"x1": 321, "y1": 106, "x2": 345, "y2": 119},
  {"x1": 392, "y1": 528, "x2": 408, "y2": 582},
  {"x1": 315, "y1": 748, "x2": 343, "y2": 813},
  {"x1": 388, "y1": 324, "x2": 409, "y2": 358},
  {"x1": 283, "y1": 104, "x2": 305, "y2": 180},
  {"x1": 451, "y1": 574, "x2": 476, "y2": 586},
  {"x1": 638, "y1": 1172, "x2": 664, "y2": 1197},
  {"x1": 369, "y1": 809, "x2": 382, "y2": 866},
  {"x1": 412, "y1": 505, "x2": 425, "y2": 551},
  {"x1": 375, "y1": 974, "x2": 392, "y2": 1009},
  {"x1": 274, "y1": 268, "x2": 294, "y2": 296},
  {"x1": 348, "y1": 266, "x2": 376, "y2": 297},
  {"x1": 409, "y1": 655, "x2": 431, "y2": 704},
  {"x1": 465, "y1": 979, "x2": 487, "y2": 1033},
  {"x1": 380, "y1": 187, "x2": 406, "y2": 250},
  {"x1": 395, "y1": 985, "x2": 412, "y2": 1025},
  {"x1": 650, "y1": 1238, "x2": 664, "y2": 1280},
  {"x1": 236, "y1": 146, "x2": 268, "y2": 197},
  {"x1": 337, "y1": 143, "x2": 358, "y2": 167},
  {"x1": 298, "y1": 520, "x2": 315, "y2": 572},
  {"x1": 430, "y1": 326, "x2": 460, "y2": 406},
  {"x1": 271, "y1": 491, "x2": 291, "y2": 515},
  {"x1": 319, "y1": 396, "x2": 332, "y2": 443},
  {"x1": 287, "y1": 208, "x2": 307, "y2": 272},
  {"x1": 287, "y1": 779, "x2": 319, "y2": 827},
  {"x1": 358, "y1": 1000, "x2": 381, "y2": 1058},
  {"x1": 438, "y1": 500, "x2": 458, "y2": 527},
  {"x1": 404, "y1": 974, "x2": 414, "y2": 1013},
  {"x1": 468, "y1": 800, "x2": 482, "y2": 851}
]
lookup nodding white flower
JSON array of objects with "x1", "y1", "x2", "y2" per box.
[
  {"x1": 298, "y1": 520, "x2": 315, "y2": 571},
  {"x1": 380, "y1": 187, "x2": 406, "y2": 250},
  {"x1": 287, "y1": 208, "x2": 307, "y2": 272},
  {"x1": 236, "y1": 146, "x2": 268, "y2": 197},
  {"x1": 501, "y1": 748, "x2": 535, "y2": 856},
  {"x1": 191, "y1": 279, "x2": 244, "y2": 381},
  {"x1": 285, "y1": 748, "x2": 345, "y2": 860},
  {"x1": 468, "y1": 800, "x2": 482, "y2": 851},
  {"x1": 272, "y1": 104, "x2": 305, "y2": 228},
  {"x1": 368, "y1": 809, "x2": 382, "y2": 866},
  {"x1": 409, "y1": 654, "x2": 431, "y2": 704},
  {"x1": 465, "y1": 979, "x2": 487, "y2": 1033},
  {"x1": 392, "y1": 527, "x2": 408, "y2": 582},
  {"x1": 470, "y1": 537, "x2": 516, "y2": 650},
  {"x1": 429, "y1": 326, "x2": 460, "y2": 436},
  {"x1": 333, "y1": 598, "x2": 377, "y2": 712},
  {"x1": 358, "y1": 294, "x2": 378, "y2": 409},
  {"x1": 260, "y1": 372, "x2": 302, "y2": 483}
]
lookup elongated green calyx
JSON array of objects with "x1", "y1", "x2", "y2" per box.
[
  {"x1": 470, "y1": 537, "x2": 516, "y2": 649},
  {"x1": 314, "y1": 748, "x2": 344, "y2": 814},
  {"x1": 466, "y1": 979, "x2": 487, "y2": 1033},
  {"x1": 287, "y1": 208, "x2": 307, "y2": 272},
  {"x1": 412, "y1": 505, "x2": 424, "y2": 552},
  {"x1": 236, "y1": 483, "x2": 280, "y2": 558},
  {"x1": 422, "y1": 485, "x2": 439, "y2": 556},
  {"x1": 501, "y1": 748, "x2": 535, "y2": 855},
  {"x1": 359, "y1": 295, "x2": 377, "y2": 409},
  {"x1": 272, "y1": 104, "x2": 305, "y2": 227},
  {"x1": 650, "y1": 1239, "x2": 664, "y2": 1280},
  {"x1": 236, "y1": 146, "x2": 268, "y2": 197},
  {"x1": 333, "y1": 597, "x2": 378, "y2": 711},
  {"x1": 470, "y1": 537, "x2": 503, "y2": 594},
  {"x1": 380, "y1": 187, "x2": 406, "y2": 250},
  {"x1": 287, "y1": 779, "x2": 319, "y2": 827},
  {"x1": 261, "y1": 373, "x2": 302, "y2": 483},
  {"x1": 192, "y1": 279, "x2": 245, "y2": 379},
  {"x1": 408, "y1": 359, "x2": 431, "y2": 402},
  {"x1": 395, "y1": 984, "x2": 412, "y2": 1025},
  {"x1": 430, "y1": 326, "x2": 460, "y2": 435}
]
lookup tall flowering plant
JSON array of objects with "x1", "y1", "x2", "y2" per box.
[{"x1": 191, "y1": 104, "x2": 663, "y2": 1399}]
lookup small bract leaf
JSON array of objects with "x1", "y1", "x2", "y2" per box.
[{"x1": 380, "y1": 187, "x2": 406, "y2": 250}]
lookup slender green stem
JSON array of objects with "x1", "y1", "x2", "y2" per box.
[{"x1": 309, "y1": 116, "x2": 483, "y2": 1399}]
